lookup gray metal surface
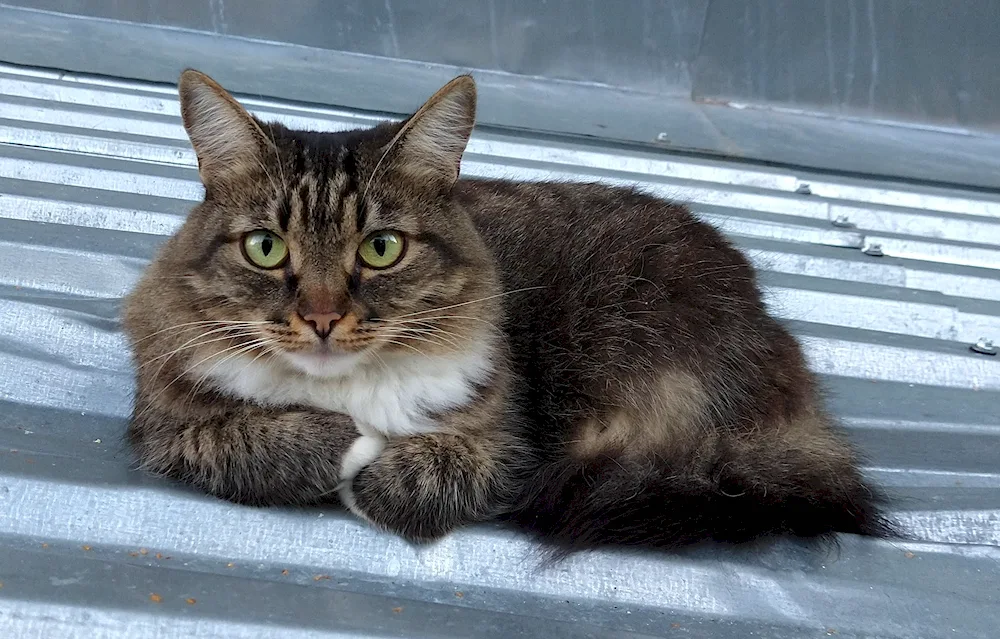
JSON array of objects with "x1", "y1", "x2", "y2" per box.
[
  {"x1": 9, "y1": 0, "x2": 1000, "y2": 128},
  {"x1": 5, "y1": 2, "x2": 1000, "y2": 189},
  {"x1": 0, "y1": 65, "x2": 998, "y2": 638},
  {"x1": 695, "y1": 0, "x2": 1000, "y2": 128}
]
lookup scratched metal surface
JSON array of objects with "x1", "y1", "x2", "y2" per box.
[{"x1": 0, "y1": 64, "x2": 998, "y2": 638}]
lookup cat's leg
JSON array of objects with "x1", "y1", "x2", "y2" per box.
[
  {"x1": 340, "y1": 429, "x2": 523, "y2": 542},
  {"x1": 129, "y1": 398, "x2": 359, "y2": 506}
]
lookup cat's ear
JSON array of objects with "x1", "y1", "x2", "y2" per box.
[
  {"x1": 390, "y1": 75, "x2": 477, "y2": 185},
  {"x1": 178, "y1": 69, "x2": 270, "y2": 188}
]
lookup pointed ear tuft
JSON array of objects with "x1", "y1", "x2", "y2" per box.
[
  {"x1": 390, "y1": 75, "x2": 477, "y2": 184},
  {"x1": 178, "y1": 69, "x2": 269, "y2": 188}
]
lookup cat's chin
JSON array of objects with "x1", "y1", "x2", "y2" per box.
[{"x1": 281, "y1": 348, "x2": 368, "y2": 378}]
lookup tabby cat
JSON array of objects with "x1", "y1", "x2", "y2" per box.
[{"x1": 122, "y1": 70, "x2": 892, "y2": 550}]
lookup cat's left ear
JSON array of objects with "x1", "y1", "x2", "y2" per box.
[{"x1": 390, "y1": 75, "x2": 477, "y2": 185}]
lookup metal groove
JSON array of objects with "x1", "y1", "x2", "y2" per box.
[{"x1": 0, "y1": 66, "x2": 997, "y2": 638}]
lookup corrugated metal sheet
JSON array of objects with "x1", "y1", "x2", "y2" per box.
[{"x1": 0, "y1": 63, "x2": 997, "y2": 638}]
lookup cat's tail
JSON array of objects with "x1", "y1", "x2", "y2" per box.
[{"x1": 509, "y1": 435, "x2": 896, "y2": 553}]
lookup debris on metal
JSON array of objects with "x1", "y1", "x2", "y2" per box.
[
  {"x1": 831, "y1": 215, "x2": 856, "y2": 229},
  {"x1": 971, "y1": 338, "x2": 998, "y2": 356},
  {"x1": 862, "y1": 243, "x2": 886, "y2": 257}
]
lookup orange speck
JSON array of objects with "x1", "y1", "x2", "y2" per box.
[
  {"x1": 41, "y1": 543, "x2": 49, "y2": 549},
  {"x1": 139, "y1": 548, "x2": 148, "y2": 556},
  {"x1": 904, "y1": 551, "x2": 915, "y2": 559},
  {"x1": 671, "y1": 623, "x2": 681, "y2": 629},
  {"x1": 149, "y1": 594, "x2": 162, "y2": 603},
  {"x1": 155, "y1": 553, "x2": 163, "y2": 560},
  {"x1": 226, "y1": 562, "x2": 234, "y2": 568},
  {"x1": 281, "y1": 569, "x2": 289, "y2": 576},
  {"x1": 128, "y1": 552, "x2": 139, "y2": 557},
  {"x1": 0, "y1": 581, "x2": 4, "y2": 589},
  {"x1": 454, "y1": 591, "x2": 464, "y2": 599},
  {"x1": 313, "y1": 574, "x2": 330, "y2": 581},
  {"x1": 392, "y1": 607, "x2": 403, "y2": 614},
  {"x1": 81, "y1": 545, "x2": 92, "y2": 551},
  {"x1": 186, "y1": 598, "x2": 197, "y2": 605}
]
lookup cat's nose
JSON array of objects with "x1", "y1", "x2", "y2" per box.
[{"x1": 300, "y1": 311, "x2": 342, "y2": 339}]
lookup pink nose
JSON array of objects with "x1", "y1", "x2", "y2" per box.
[{"x1": 300, "y1": 311, "x2": 342, "y2": 338}]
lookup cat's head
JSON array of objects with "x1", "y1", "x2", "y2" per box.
[{"x1": 147, "y1": 70, "x2": 499, "y2": 378}]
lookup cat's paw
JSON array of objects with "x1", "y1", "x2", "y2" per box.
[
  {"x1": 336, "y1": 434, "x2": 385, "y2": 525},
  {"x1": 349, "y1": 456, "x2": 448, "y2": 542},
  {"x1": 345, "y1": 433, "x2": 499, "y2": 543}
]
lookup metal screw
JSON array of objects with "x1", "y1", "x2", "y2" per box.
[
  {"x1": 655, "y1": 132, "x2": 670, "y2": 143},
  {"x1": 831, "y1": 215, "x2": 856, "y2": 228},
  {"x1": 795, "y1": 183, "x2": 812, "y2": 195},
  {"x1": 862, "y1": 243, "x2": 884, "y2": 257},
  {"x1": 970, "y1": 338, "x2": 997, "y2": 356}
]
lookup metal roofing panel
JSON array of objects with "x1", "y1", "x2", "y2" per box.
[{"x1": 0, "y1": 65, "x2": 998, "y2": 638}]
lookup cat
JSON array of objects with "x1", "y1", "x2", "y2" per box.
[{"x1": 122, "y1": 69, "x2": 893, "y2": 550}]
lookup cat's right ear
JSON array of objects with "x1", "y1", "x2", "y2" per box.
[{"x1": 178, "y1": 69, "x2": 270, "y2": 189}]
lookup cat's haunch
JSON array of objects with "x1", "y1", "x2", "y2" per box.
[{"x1": 122, "y1": 70, "x2": 894, "y2": 551}]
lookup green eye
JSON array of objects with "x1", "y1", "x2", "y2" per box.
[
  {"x1": 358, "y1": 231, "x2": 405, "y2": 269},
  {"x1": 242, "y1": 230, "x2": 289, "y2": 269}
]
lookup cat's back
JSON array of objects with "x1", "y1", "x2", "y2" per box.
[
  {"x1": 457, "y1": 178, "x2": 695, "y2": 252},
  {"x1": 454, "y1": 177, "x2": 808, "y2": 436},
  {"x1": 455, "y1": 178, "x2": 761, "y2": 307}
]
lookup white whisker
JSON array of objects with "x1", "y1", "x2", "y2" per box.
[
  {"x1": 382, "y1": 338, "x2": 427, "y2": 357},
  {"x1": 132, "y1": 320, "x2": 270, "y2": 344},
  {"x1": 136, "y1": 338, "x2": 276, "y2": 422},
  {"x1": 394, "y1": 286, "x2": 545, "y2": 319},
  {"x1": 379, "y1": 314, "x2": 496, "y2": 329},
  {"x1": 385, "y1": 326, "x2": 462, "y2": 350},
  {"x1": 185, "y1": 339, "x2": 278, "y2": 408},
  {"x1": 139, "y1": 327, "x2": 261, "y2": 371},
  {"x1": 386, "y1": 330, "x2": 455, "y2": 351}
]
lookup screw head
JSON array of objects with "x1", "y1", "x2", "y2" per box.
[
  {"x1": 832, "y1": 215, "x2": 856, "y2": 228},
  {"x1": 795, "y1": 183, "x2": 813, "y2": 195},
  {"x1": 971, "y1": 338, "x2": 997, "y2": 356},
  {"x1": 862, "y1": 243, "x2": 884, "y2": 257}
]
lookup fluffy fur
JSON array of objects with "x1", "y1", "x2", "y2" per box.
[{"x1": 122, "y1": 70, "x2": 893, "y2": 550}]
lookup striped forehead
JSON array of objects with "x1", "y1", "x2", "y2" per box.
[{"x1": 276, "y1": 151, "x2": 365, "y2": 237}]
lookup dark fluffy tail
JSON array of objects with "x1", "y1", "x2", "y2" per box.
[{"x1": 509, "y1": 442, "x2": 896, "y2": 552}]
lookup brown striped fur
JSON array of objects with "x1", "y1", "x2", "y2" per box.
[{"x1": 122, "y1": 70, "x2": 892, "y2": 550}]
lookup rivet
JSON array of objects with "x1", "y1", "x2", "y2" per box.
[
  {"x1": 831, "y1": 215, "x2": 856, "y2": 228},
  {"x1": 862, "y1": 243, "x2": 884, "y2": 257},
  {"x1": 795, "y1": 183, "x2": 812, "y2": 195},
  {"x1": 970, "y1": 338, "x2": 997, "y2": 356}
]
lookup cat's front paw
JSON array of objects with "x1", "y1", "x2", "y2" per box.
[
  {"x1": 336, "y1": 435, "x2": 386, "y2": 525},
  {"x1": 343, "y1": 433, "x2": 504, "y2": 543}
]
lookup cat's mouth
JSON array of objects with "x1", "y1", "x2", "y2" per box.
[{"x1": 281, "y1": 344, "x2": 369, "y2": 378}]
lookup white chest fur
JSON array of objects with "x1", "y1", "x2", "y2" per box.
[{"x1": 191, "y1": 341, "x2": 494, "y2": 438}]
